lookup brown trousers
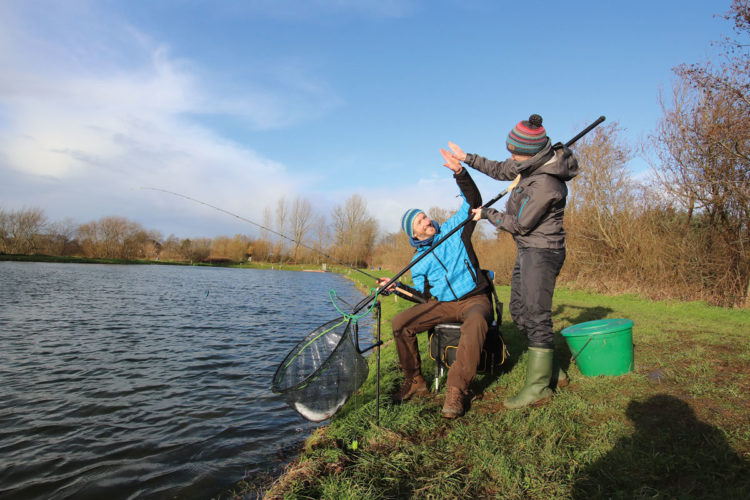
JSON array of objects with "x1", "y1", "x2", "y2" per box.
[{"x1": 391, "y1": 294, "x2": 492, "y2": 392}]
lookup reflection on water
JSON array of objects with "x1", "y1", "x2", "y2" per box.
[{"x1": 0, "y1": 262, "x2": 370, "y2": 499}]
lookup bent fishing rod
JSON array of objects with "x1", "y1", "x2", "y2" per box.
[
  {"x1": 140, "y1": 187, "x2": 420, "y2": 299},
  {"x1": 350, "y1": 115, "x2": 607, "y2": 315}
]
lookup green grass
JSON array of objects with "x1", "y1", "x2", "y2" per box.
[{"x1": 241, "y1": 272, "x2": 750, "y2": 499}]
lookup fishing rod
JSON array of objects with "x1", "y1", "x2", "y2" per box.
[
  {"x1": 141, "y1": 187, "x2": 421, "y2": 299},
  {"x1": 350, "y1": 115, "x2": 607, "y2": 315}
]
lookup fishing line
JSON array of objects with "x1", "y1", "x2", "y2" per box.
[{"x1": 141, "y1": 187, "x2": 382, "y2": 282}]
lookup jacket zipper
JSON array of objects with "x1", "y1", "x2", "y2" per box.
[
  {"x1": 464, "y1": 259, "x2": 477, "y2": 283},
  {"x1": 518, "y1": 196, "x2": 530, "y2": 219},
  {"x1": 434, "y1": 254, "x2": 458, "y2": 300}
]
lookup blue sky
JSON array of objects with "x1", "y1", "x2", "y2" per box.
[{"x1": 0, "y1": 0, "x2": 729, "y2": 238}]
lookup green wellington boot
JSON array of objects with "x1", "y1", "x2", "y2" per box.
[{"x1": 504, "y1": 347, "x2": 554, "y2": 409}]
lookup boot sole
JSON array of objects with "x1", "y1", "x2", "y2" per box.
[
  {"x1": 502, "y1": 394, "x2": 552, "y2": 410},
  {"x1": 441, "y1": 408, "x2": 464, "y2": 419}
]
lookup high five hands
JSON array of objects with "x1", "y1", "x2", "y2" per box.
[
  {"x1": 440, "y1": 141, "x2": 468, "y2": 173},
  {"x1": 439, "y1": 148, "x2": 462, "y2": 173},
  {"x1": 447, "y1": 142, "x2": 467, "y2": 162}
]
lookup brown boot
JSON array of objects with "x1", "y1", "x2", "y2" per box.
[
  {"x1": 441, "y1": 385, "x2": 465, "y2": 419},
  {"x1": 392, "y1": 374, "x2": 429, "y2": 402}
]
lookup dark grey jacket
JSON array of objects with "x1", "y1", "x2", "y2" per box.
[{"x1": 465, "y1": 140, "x2": 579, "y2": 249}]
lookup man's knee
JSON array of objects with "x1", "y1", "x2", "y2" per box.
[
  {"x1": 392, "y1": 316, "x2": 419, "y2": 339},
  {"x1": 391, "y1": 309, "x2": 411, "y2": 335},
  {"x1": 463, "y1": 311, "x2": 488, "y2": 330},
  {"x1": 460, "y1": 312, "x2": 489, "y2": 341}
]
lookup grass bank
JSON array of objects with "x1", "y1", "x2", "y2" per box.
[{"x1": 243, "y1": 270, "x2": 750, "y2": 499}]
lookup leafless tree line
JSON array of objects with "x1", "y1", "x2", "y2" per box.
[{"x1": 1, "y1": 193, "x2": 379, "y2": 268}]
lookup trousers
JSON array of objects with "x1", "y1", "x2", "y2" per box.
[
  {"x1": 391, "y1": 294, "x2": 492, "y2": 392},
  {"x1": 510, "y1": 246, "x2": 566, "y2": 348}
]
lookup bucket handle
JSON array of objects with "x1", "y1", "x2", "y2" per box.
[{"x1": 569, "y1": 336, "x2": 593, "y2": 363}]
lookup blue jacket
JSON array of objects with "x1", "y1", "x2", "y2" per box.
[{"x1": 410, "y1": 169, "x2": 489, "y2": 302}]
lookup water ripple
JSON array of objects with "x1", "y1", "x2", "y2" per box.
[{"x1": 0, "y1": 262, "x2": 369, "y2": 499}]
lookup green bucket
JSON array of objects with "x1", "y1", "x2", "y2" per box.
[{"x1": 561, "y1": 318, "x2": 634, "y2": 376}]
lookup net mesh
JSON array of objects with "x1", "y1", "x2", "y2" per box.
[{"x1": 271, "y1": 317, "x2": 369, "y2": 422}]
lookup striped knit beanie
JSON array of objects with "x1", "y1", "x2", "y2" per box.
[
  {"x1": 506, "y1": 114, "x2": 547, "y2": 155},
  {"x1": 401, "y1": 208, "x2": 423, "y2": 238}
]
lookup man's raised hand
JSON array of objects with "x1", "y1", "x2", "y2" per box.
[{"x1": 440, "y1": 148, "x2": 462, "y2": 173}]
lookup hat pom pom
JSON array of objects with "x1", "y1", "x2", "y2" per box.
[{"x1": 528, "y1": 114, "x2": 543, "y2": 129}]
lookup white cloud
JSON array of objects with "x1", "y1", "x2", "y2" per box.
[{"x1": 0, "y1": 3, "x2": 338, "y2": 237}]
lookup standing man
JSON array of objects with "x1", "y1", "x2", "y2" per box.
[
  {"x1": 447, "y1": 114, "x2": 579, "y2": 409},
  {"x1": 377, "y1": 154, "x2": 491, "y2": 419}
]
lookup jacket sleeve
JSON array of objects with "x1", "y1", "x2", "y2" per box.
[
  {"x1": 438, "y1": 168, "x2": 482, "y2": 234},
  {"x1": 495, "y1": 179, "x2": 561, "y2": 236},
  {"x1": 454, "y1": 167, "x2": 482, "y2": 208},
  {"x1": 465, "y1": 153, "x2": 517, "y2": 181},
  {"x1": 481, "y1": 208, "x2": 503, "y2": 228}
]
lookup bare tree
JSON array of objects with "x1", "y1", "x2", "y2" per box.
[
  {"x1": 0, "y1": 207, "x2": 48, "y2": 254},
  {"x1": 275, "y1": 196, "x2": 289, "y2": 260},
  {"x1": 180, "y1": 237, "x2": 211, "y2": 263},
  {"x1": 569, "y1": 122, "x2": 637, "y2": 254},
  {"x1": 371, "y1": 230, "x2": 413, "y2": 272},
  {"x1": 160, "y1": 234, "x2": 183, "y2": 261},
  {"x1": 649, "y1": 0, "x2": 750, "y2": 305},
  {"x1": 311, "y1": 214, "x2": 330, "y2": 265},
  {"x1": 331, "y1": 194, "x2": 378, "y2": 267},
  {"x1": 0, "y1": 208, "x2": 11, "y2": 253},
  {"x1": 427, "y1": 206, "x2": 454, "y2": 225},
  {"x1": 289, "y1": 196, "x2": 314, "y2": 262},
  {"x1": 76, "y1": 216, "x2": 152, "y2": 259},
  {"x1": 43, "y1": 217, "x2": 78, "y2": 256},
  {"x1": 210, "y1": 234, "x2": 250, "y2": 262}
]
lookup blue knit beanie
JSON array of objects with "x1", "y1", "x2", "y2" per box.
[{"x1": 401, "y1": 208, "x2": 422, "y2": 238}]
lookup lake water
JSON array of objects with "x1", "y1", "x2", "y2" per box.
[{"x1": 0, "y1": 262, "x2": 372, "y2": 499}]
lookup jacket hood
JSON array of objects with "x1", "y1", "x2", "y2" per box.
[{"x1": 515, "y1": 140, "x2": 579, "y2": 181}]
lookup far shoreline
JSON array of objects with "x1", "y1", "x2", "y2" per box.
[{"x1": 0, "y1": 253, "x2": 341, "y2": 273}]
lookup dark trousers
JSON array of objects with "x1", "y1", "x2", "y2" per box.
[
  {"x1": 391, "y1": 294, "x2": 492, "y2": 392},
  {"x1": 510, "y1": 247, "x2": 566, "y2": 348}
]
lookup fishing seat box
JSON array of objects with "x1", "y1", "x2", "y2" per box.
[{"x1": 428, "y1": 277, "x2": 507, "y2": 390}]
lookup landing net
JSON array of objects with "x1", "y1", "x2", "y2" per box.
[{"x1": 271, "y1": 317, "x2": 369, "y2": 422}]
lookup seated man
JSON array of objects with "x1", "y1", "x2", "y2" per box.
[{"x1": 377, "y1": 154, "x2": 491, "y2": 419}]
